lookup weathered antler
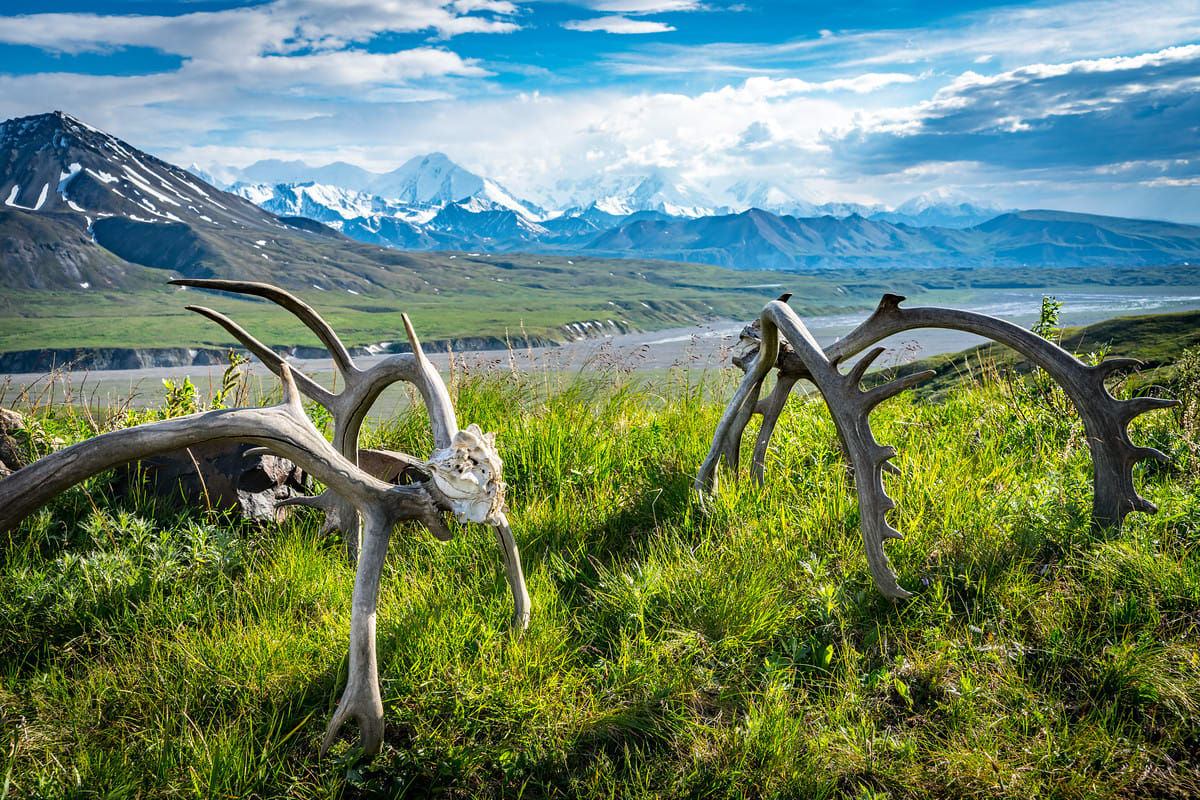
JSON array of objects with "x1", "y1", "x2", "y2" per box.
[
  {"x1": 0, "y1": 366, "x2": 449, "y2": 755},
  {"x1": 699, "y1": 293, "x2": 1178, "y2": 599},
  {"x1": 170, "y1": 279, "x2": 529, "y2": 629},
  {"x1": 697, "y1": 299, "x2": 933, "y2": 598}
]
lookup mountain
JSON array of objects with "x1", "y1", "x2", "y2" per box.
[
  {"x1": 582, "y1": 208, "x2": 1200, "y2": 269},
  {"x1": 231, "y1": 182, "x2": 385, "y2": 225},
  {"x1": 870, "y1": 189, "x2": 1004, "y2": 228},
  {"x1": 236, "y1": 159, "x2": 376, "y2": 192},
  {"x1": 229, "y1": 152, "x2": 544, "y2": 221},
  {"x1": 720, "y1": 179, "x2": 816, "y2": 217},
  {"x1": 0, "y1": 111, "x2": 455, "y2": 294}
]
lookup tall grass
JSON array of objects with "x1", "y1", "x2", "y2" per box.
[{"x1": 1, "y1": 353, "x2": 1197, "y2": 799}]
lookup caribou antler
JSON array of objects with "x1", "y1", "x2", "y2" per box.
[
  {"x1": 697, "y1": 299, "x2": 933, "y2": 598},
  {"x1": 699, "y1": 293, "x2": 1178, "y2": 599},
  {"x1": 0, "y1": 366, "x2": 452, "y2": 755},
  {"x1": 170, "y1": 279, "x2": 529, "y2": 629},
  {"x1": 1, "y1": 280, "x2": 532, "y2": 755}
]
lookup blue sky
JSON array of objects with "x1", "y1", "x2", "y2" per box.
[{"x1": 1, "y1": 0, "x2": 1198, "y2": 219}]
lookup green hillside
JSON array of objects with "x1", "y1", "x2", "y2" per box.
[
  {"x1": 876, "y1": 308, "x2": 1200, "y2": 399},
  {"x1": 0, "y1": 345, "x2": 1196, "y2": 797}
]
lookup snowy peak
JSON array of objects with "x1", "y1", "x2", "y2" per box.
[
  {"x1": 370, "y1": 152, "x2": 483, "y2": 205},
  {"x1": 0, "y1": 110, "x2": 274, "y2": 228},
  {"x1": 230, "y1": 181, "x2": 383, "y2": 223},
  {"x1": 721, "y1": 179, "x2": 815, "y2": 217},
  {"x1": 872, "y1": 190, "x2": 1004, "y2": 228}
]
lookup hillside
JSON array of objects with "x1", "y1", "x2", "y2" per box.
[
  {"x1": 876, "y1": 308, "x2": 1200, "y2": 398},
  {"x1": 1, "y1": 352, "x2": 1195, "y2": 797}
]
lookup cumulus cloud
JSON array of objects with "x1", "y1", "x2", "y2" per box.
[
  {"x1": 563, "y1": 15, "x2": 677, "y2": 33},
  {"x1": 836, "y1": 45, "x2": 1200, "y2": 172},
  {"x1": 0, "y1": 1, "x2": 519, "y2": 58},
  {"x1": 599, "y1": 0, "x2": 1200, "y2": 78},
  {"x1": 575, "y1": 0, "x2": 705, "y2": 11}
]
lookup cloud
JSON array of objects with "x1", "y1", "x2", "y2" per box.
[
  {"x1": 595, "y1": 0, "x2": 1200, "y2": 78},
  {"x1": 563, "y1": 16, "x2": 676, "y2": 33},
  {"x1": 0, "y1": 0, "x2": 520, "y2": 59},
  {"x1": 574, "y1": 0, "x2": 704, "y2": 11},
  {"x1": 836, "y1": 45, "x2": 1200, "y2": 173}
]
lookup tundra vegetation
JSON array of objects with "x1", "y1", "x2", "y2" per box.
[{"x1": 1, "y1": 316, "x2": 1198, "y2": 799}]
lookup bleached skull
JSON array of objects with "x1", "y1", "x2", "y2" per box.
[{"x1": 423, "y1": 423, "x2": 507, "y2": 525}]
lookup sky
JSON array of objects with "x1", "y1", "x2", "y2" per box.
[{"x1": 0, "y1": 0, "x2": 1198, "y2": 220}]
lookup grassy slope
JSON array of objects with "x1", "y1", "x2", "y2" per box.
[
  {"x1": 1, "y1": 351, "x2": 1197, "y2": 798},
  {"x1": 2, "y1": 259, "x2": 1197, "y2": 355},
  {"x1": 0, "y1": 252, "x2": 900, "y2": 353},
  {"x1": 879, "y1": 308, "x2": 1200, "y2": 399}
]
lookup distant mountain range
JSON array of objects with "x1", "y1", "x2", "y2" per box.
[
  {"x1": 212, "y1": 151, "x2": 1200, "y2": 270},
  {"x1": 220, "y1": 156, "x2": 1002, "y2": 229},
  {"x1": 3, "y1": 111, "x2": 1200, "y2": 297}
]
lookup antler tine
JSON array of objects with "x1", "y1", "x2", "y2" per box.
[
  {"x1": 844, "y1": 345, "x2": 888, "y2": 387},
  {"x1": 1092, "y1": 357, "x2": 1143, "y2": 380},
  {"x1": 185, "y1": 305, "x2": 335, "y2": 408},
  {"x1": 1117, "y1": 395, "x2": 1180, "y2": 421},
  {"x1": 862, "y1": 369, "x2": 937, "y2": 412},
  {"x1": 400, "y1": 312, "x2": 458, "y2": 449},
  {"x1": 170, "y1": 278, "x2": 358, "y2": 377}
]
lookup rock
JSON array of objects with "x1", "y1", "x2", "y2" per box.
[{"x1": 115, "y1": 441, "x2": 307, "y2": 522}]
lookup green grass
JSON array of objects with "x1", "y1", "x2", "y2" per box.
[{"x1": 1, "y1": 347, "x2": 1198, "y2": 798}]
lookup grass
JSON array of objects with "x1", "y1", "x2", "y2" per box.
[{"x1": 1, "y1": 338, "x2": 1198, "y2": 798}]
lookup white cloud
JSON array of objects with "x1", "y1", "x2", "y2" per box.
[
  {"x1": 563, "y1": 15, "x2": 676, "y2": 33},
  {"x1": 577, "y1": 0, "x2": 704, "y2": 11},
  {"x1": 596, "y1": 0, "x2": 1200, "y2": 77},
  {"x1": 0, "y1": 0, "x2": 520, "y2": 59}
]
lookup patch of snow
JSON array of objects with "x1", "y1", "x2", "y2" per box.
[
  {"x1": 90, "y1": 169, "x2": 118, "y2": 184},
  {"x1": 121, "y1": 166, "x2": 181, "y2": 206},
  {"x1": 4, "y1": 185, "x2": 20, "y2": 206},
  {"x1": 175, "y1": 176, "x2": 211, "y2": 198},
  {"x1": 79, "y1": 282, "x2": 90, "y2": 289},
  {"x1": 67, "y1": 200, "x2": 86, "y2": 212},
  {"x1": 199, "y1": 214, "x2": 216, "y2": 223},
  {"x1": 313, "y1": 284, "x2": 325, "y2": 290},
  {"x1": 34, "y1": 183, "x2": 49, "y2": 209},
  {"x1": 261, "y1": 253, "x2": 269, "y2": 259},
  {"x1": 255, "y1": 239, "x2": 267, "y2": 245},
  {"x1": 347, "y1": 289, "x2": 359, "y2": 295},
  {"x1": 58, "y1": 163, "x2": 82, "y2": 196}
]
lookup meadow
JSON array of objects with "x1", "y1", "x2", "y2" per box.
[{"x1": 1, "y1": 333, "x2": 1198, "y2": 799}]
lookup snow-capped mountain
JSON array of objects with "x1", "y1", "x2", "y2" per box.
[
  {"x1": 546, "y1": 169, "x2": 719, "y2": 218},
  {"x1": 0, "y1": 110, "x2": 445, "y2": 293},
  {"x1": 232, "y1": 182, "x2": 392, "y2": 224},
  {"x1": 225, "y1": 152, "x2": 544, "y2": 221},
  {"x1": 720, "y1": 179, "x2": 816, "y2": 217},
  {"x1": 870, "y1": 189, "x2": 1006, "y2": 228},
  {"x1": 0, "y1": 111, "x2": 275, "y2": 229}
]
